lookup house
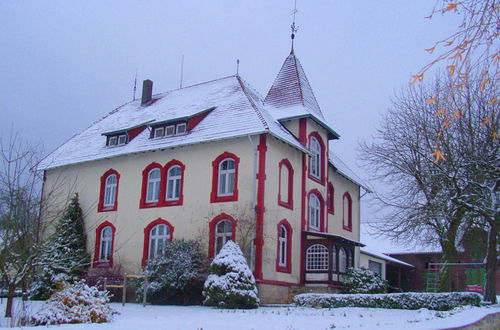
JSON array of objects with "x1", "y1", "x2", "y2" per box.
[{"x1": 38, "y1": 48, "x2": 370, "y2": 303}]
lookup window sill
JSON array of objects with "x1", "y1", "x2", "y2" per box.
[
  {"x1": 93, "y1": 261, "x2": 112, "y2": 268},
  {"x1": 276, "y1": 265, "x2": 291, "y2": 273},
  {"x1": 97, "y1": 205, "x2": 117, "y2": 213},
  {"x1": 210, "y1": 193, "x2": 238, "y2": 203},
  {"x1": 308, "y1": 173, "x2": 325, "y2": 185},
  {"x1": 278, "y1": 200, "x2": 293, "y2": 210},
  {"x1": 342, "y1": 225, "x2": 352, "y2": 232}
]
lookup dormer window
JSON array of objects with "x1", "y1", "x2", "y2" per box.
[
  {"x1": 118, "y1": 135, "x2": 127, "y2": 145},
  {"x1": 166, "y1": 125, "x2": 175, "y2": 136},
  {"x1": 150, "y1": 121, "x2": 187, "y2": 139},
  {"x1": 176, "y1": 123, "x2": 186, "y2": 134},
  {"x1": 153, "y1": 127, "x2": 164, "y2": 139},
  {"x1": 108, "y1": 136, "x2": 117, "y2": 146},
  {"x1": 106, "y1": 134, "x2": 128, "y2": 147}
]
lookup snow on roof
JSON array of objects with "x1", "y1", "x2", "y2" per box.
[
  {"x1": 360, "y1": 247, "x2": 415, "y2": 268},
  {"x1": 328, "y1": 151, "x2": 372, "y2": 193},
  {"x1": 38, "y1": 75, "x2": 308, "y2": 170}
]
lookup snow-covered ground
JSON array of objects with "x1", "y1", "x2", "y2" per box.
[{"x1": 0, "y1": 298, "x2": 499, "y2": 329}]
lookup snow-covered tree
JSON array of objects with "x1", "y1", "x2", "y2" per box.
[
  {"x1": 31, "y1": 193, "x2": 90, "y2": 300},
  {"x1": 203, "y1": 240, "x2": 259, "y2": 309},
  {"x1": 343, "y1": 268, "x2": 387, "y2": 294},
  {"x1": 137, "y1": 240, "x2": 208, "y2": 305}
]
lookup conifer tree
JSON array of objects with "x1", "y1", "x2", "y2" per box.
[
  {"x1": 31, "y1": 193, "x2": 90, "y2": 300},
  {"x1": 203, "y1": 241, "x2": 259, "y2": 309}
]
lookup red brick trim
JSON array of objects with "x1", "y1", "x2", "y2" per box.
[
  {"x1": 307, "y1": 189, "x2": 325, "y2": 232},
  {"x1": 141, "y1": 218, "x2": 174, "y2": 266},
  {"x1": 298, "y1": 118, "x2": 307, "y2": 145},
  {"x1": 164, "y1": 159, "x2": 185, "y2": 206},
  {"x1": 327, "y1": 182, "x2": 334, "y2": 215},
  {"x1": 208, "y1": 213, "x2": 237, "y2": 258},
  {"x1": 308, "y1": 132, "x2": 326, "y2": 185},
  {"x1": 278, "y1": 159, "x2": 294, "y2": 210},
  {"x1": 300, "y1": 153, "x2": 307, "y2": 285},
  {"x1": 93, "y1": 221, "x2": 116, "y2": 268},
  {"x1": 98, "y1": 169, "x2": 120, "y2": 212},
  {"x1": 276, "y1": 219, "x2": 293, "y2": 273},
  {"x1": 210, "y1": 152, "x2": 240, "y2": 203},
  {"x1": 342, "y1": 192, "x2": 353, "y2": 232},
  {"x1": 254, "y1": 134, "x2": 267, "y2": 280},
  {"x1": 139, "y1": 162, "x2": 164, "y2": 209}
]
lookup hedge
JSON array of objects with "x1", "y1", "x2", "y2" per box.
[{"x1": 293, "y1": 292, "x2": 482, "y2": 311}]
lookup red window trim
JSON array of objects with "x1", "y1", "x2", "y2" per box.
[
  {"x1": 277, "y1": 159, "x2": 294, "y2": 210},
  {"x1": 164, "y1": 159, "x2": 185, "y2": 206},
  {"x1": 139, "y1": 160, "x2": 185, "y2": 208},
  {"x1": 307, "y1": 189, "x2": 325, "y2": 232},
  {"x1": 210, "y1": 152, "x2": 240, "y2": 203},
  {"x1": 327, "y1": 182, "x2": 334, "y2": 215},
  {"x1": 208, "y1": 213, "x2": 237, "y2": 258},
  {"x1": 98, "y1": 169, "x2": 120, "y2": 212},
  {"x1": 141, "y1": 218, "x2": 174, "y2": 266},
  {"x1": 276, "y1": 219, "x2": 293, "y2": 273},
  {"x1": 308, "y1": 132, "x2": 326, "y2": 185},
  {"x1": 342, "y1": 192, "x2": 353, "y2": 232},
  {"x1": 93, "y1": 221, "x2": 116, "y2": 268}
]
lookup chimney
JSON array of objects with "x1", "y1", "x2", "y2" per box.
[{"x1": 141, "y1": 79, "x2": 153, "y2": 106}]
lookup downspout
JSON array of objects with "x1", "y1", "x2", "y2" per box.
[{"x1": 247, "y1": 135, "x2": 258, "y2": 211}]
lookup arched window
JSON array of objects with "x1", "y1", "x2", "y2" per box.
[
  {"x1": 278, "y1": 225, "x2": 287, "y2": 267},
  {"x1": 310, "y1": 136, "x2": 321, "y2": 179},
  {"x1": 276, "y1": 219, "x2": 292, "y2": 273},
  {"x1": 306, "y1": 244, "x2": 329, "y2": 271},
  {"x1": 146, "y1": 168, "x2": 161, "y2": 203},
  {"x1": 149, "y1": 224, "x2": 171, "y2": 259},
  {"x1": 327, "y1": 183, "x2": 334, "y2": 214},
  {"x1": 308, "y1": 193, "x2": 321, "y2": 231},
  {"x1": 93, "y1": 221, "x2": 116, "y2": 267},
  {"x1": 278, "y1": 159, "x2": 294, "y2": 209},
  {"x1": 166, "y1": 165, "x2": 181, "y2": 200},
  {"x1": 215, "y1": 220, "x2": 233, "y2": 255},
  {"x1": 211, "y1": 152, "x2": 240, "y2": 203},
  {"x1": 142, "y1": 218, "x2": 174, "y2": 266},
  {"x1": 342, "y1": 192, "x2": 353, "y2": 231},
  {"x1": 98, "y1": 169, "x2": 120, "y2": 212},
  {"x1": 331, "y1": 245, "x2": 337, "y2": 272},
  {"x1": 218, "y1": 159, "x2": 235, "y2": 196},
  {"x1": 339, "y1": 247, "x2": 348, "y2": 273}
]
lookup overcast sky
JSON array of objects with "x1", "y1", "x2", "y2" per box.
[{"x1": 0, "y1": 1, "x2": 459, "y2": 253}]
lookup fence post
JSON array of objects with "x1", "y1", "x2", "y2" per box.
[
  {"x1": 142, "y1": 276, "x2": 148, "y2": 307},
  {"x1": 122, "y1": 274, "x2": 127, "y2": 306}
]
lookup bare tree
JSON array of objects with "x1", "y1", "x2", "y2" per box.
[{"x1": 361, "y1": 71, "x2": 498, "y2": 301}]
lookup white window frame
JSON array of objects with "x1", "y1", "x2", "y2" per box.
[
  {"x1": 99, "y1": 226, "x2": 112, "y2": 262},
  {"x1": 369, "y1": 260, "x2": 382, "y2": 276},
  {"x1": 339, "y1": 247, "x2": 348, "y2": 273},
  {"x1": 331, "y1": 246, "x2": 337, "y2": 272},
  {"x1": 310, "y1": 136, "x2": 321, "y2": 179},
  {"x1": 149, "y1": 224, "x2": 170, "y2": 259},
  {"x1": 306, "y1": 244, "x2": 328, "y2": 271},
  {"x1": 309, "y1": 193, "x2": 321, "y2": 231},
  {"x1": 103, "y1": 174, "x2": 117, "y2": 207},
  {"x1": 278, "y1": 225, "x2": 287, "y2": 267},
  {"x1": 108, "y1": 136, "x2": 117, "y2": 146},
  {"x1": 146, "y1": 168, "x2": 161, "y2": 203},
  {"x1": 218, "y1": 158, "x2": 235, "y2": 196},
  {"x1": 165, "y1": 125, "x2": 175, "y2": 136},
  {"x1": 166, "y1": 165, "x2": 181, "y2": 201},
  {"x1": 153, "y1": 127, "x2": 164, "y2": 138},
  {"x1": 117, "y1": 134, "x2": 127, "y2": 145},
  {"x1": 176, "y1": 122, "x2": 187, "y2": 135},
  {"x1": 215, "y1": 220, "x2": 232, "y2": 255}
]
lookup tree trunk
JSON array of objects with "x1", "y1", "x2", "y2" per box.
[
  {"x1": 439, "y1": 217, "x2": 460, "y2": 292},
  {"x1": 5, "y1": 282, "x2": 16, "y2": 318},
  {"x1": 484, "y1": 219, "x2": 498, "y2": 304}
]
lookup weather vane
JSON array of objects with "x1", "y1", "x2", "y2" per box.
[{"x1": 290, "y1": 0, "x2": 299, "y2": 53}]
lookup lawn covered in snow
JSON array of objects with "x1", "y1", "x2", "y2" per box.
[{"x1": 0, "y1": 298, "x2": 499, "y2": 329}]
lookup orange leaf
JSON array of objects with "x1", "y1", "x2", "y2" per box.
[
  {"x1": 453, "y1": 109, "x2": 461, "y2": 119},
  {"x1": 444, "y1": 3, "x2": 457, "y2": 12},
  {"x1": 434, "y1": 108, "x2": 445, "y2": 117},
  {"x1": 426, "y1": 97, "x2": 437, "y2": 104},
  {"x1": 410, "y1": 74, "x2": 424, "y2": 86},
  {"x1": 481, "y1": 117, "x2": 491, "y2": 126},
  {"x1": 487, "y1": 97, "x2": 498, "y2": 106},
  {"x1": 482, "y1": 70, "x2": 489, "y2": 77},
  {"x1": 445, "y1": 40, "x2": 454, "y2": 46},
  {"x1": 449, "y1": 51, "x2": 463, "y2": 61},
  {"x1": 447, "y1": 65, "x2": 456, "y2": 76},
  {"x1": 443, "y1": 121, "x2": 450, "y2": 128},
  {"x1": 425, "y1": 47, "x2": 436, "y2": 53},
  {"x1": 431, "y1": 150, "x2": 446, "y2": 162},
  {"x1": 493, "y1": 132, "x2": 499, "y2": 141},
  {"x1": 480, "y1": 78, "x2": 490, "y2": 90}
]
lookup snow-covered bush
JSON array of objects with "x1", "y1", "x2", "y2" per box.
[
  {"x1": 137, "y1": 240, "x2": 209, "y2": 305},
  {"x1": 31, "y1": 281, "x2": 117, "y2": 325},
  {"x1": 203, "y1": 241, "x2": 259, "y2": 309},
  {"x1": 343, "y1": 268, "x2": 387, "y2": 294},
  {"x1": 31, "y1": 193, "x2": 90, "y2": 300},
  {"x1": 294, "y1": 292, "x2": 482, "y2": 311}
]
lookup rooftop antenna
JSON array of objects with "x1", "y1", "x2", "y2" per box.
[
  {"x1": 180, "y1": 54, "x2": 184, "y2": 89},
  {"x1": 290, "y1": 0, "x2": 298, "y2": 53},
  {"x1": 236, "y1": 59, "x2": 240, "y2": 75},
  {"x1": 133, "y1": 69, "x2": 137, "y2": 101}
]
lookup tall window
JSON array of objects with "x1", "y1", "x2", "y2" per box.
[
  {"x1": 331, "y1": 246, "x2": 337, "y2": 272},
  {"x1": 278, "y1": 225, "x2": 287, "y2": 267},
  {"x1": 100, "y1": 226, "x2": 112, "y2": 261},
  {"x1": 343, "y1": 192, "x2": 353, "y2": 231},
  {"x1": 93, "y1": 221, "x2": 115, "y2": 267},
  {"x1": 310, "y1": 136, "x2": 321, "y2": 179},
  {"x1": 327, "y1": 183, "x2": 334, "y2": 214},
  {"x1": 309, "y1": 193, "x2": 321, "y2": 231},
  {"x1": 104, "y1": 174, "x2": 117, "y2": 207},
  {"x1": 306, "y1": 244, "x2": 328, "y2": 271},
  {"x1": 166, "y1": 165, "x2": 181, "y2": 200},
  {"x1": 215, "y1": 220, "x2": 233, "y2": 255},
  {"x1": 146, "y1": 168, "x2": 161, "y2": 202},
  {"x1": 218, "y1": 159, "x2": 235, "y2": 196},
  {"x1": 98, "y1": 169, "x2": 120, "y2": 212},
  {"x1": 149, "y1": 224, "x2": 171, "y2": 259},
  {"x1": 339, "y1": 247, "x2": 348, "y2": 273},
  {"x1": 278, "y1": 159, "x2": 294, "y2": 209},
  {"x1": 211, "y1": 152, "x2": 240, "y2": 203}
]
